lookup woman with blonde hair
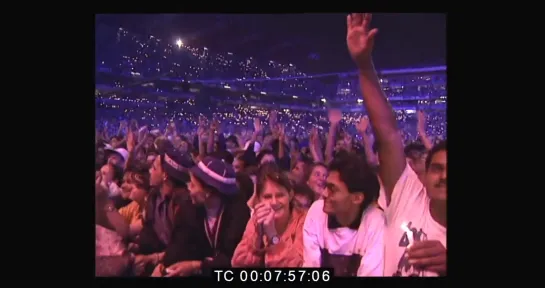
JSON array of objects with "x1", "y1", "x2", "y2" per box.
[{"x1": 232, "y1": 163, "x2": 306, "y2": 268}]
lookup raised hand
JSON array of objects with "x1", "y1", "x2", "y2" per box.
[
  {"x1": 346, "y1": 13, "x2": 378, "y2": 68},
  {"x1": 253, "y1": 118, "x2": 263, "y2": 133},
  {"x1": 210, "y1": 119, "x2": 219, "y2": 131},
  {"x1": 328, "y1": 109, "x2": 342, "y2": 124},
  {"x1": 127, "y1": 129, "x2": 136, "y2": 152},
  {"x1": 356, "y1": 115, "x2": 370, "y2": 133},
  {"x1": 417, "y1": 111, "x2": 427, "y2": 131}
]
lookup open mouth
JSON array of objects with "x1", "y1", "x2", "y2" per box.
[{"x1": 271, "y1": 204, "x2": 282, "y2": 212}]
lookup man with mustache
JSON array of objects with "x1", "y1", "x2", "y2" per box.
[{"x1": 346, "y1": 13, "x2": 446, "y2": 276}]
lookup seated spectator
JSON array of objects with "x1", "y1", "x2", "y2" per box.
[
  {"x1": 155, "y1": 156, "x2": 249, "y2": 276},
  {"x1": 232, "y1": 163, "x2": 306, "y2": 268},
  {"x1": 95, "y1": 182, "x2": 132, "y2": 276},
  {"x1": 303, "y1": 155, "x2": 385, "y2": 276},
  {"x1": 133, "y1": 143, "x2": 192, "y2": 276},
  {"x1": 118, "y1": 166, "x2": 151, "y2": 239},
  {"x1": 306, "y1": 163, "x2": 328, "y2": 199}
]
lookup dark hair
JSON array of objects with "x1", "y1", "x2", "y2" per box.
[
  {"x1": 125, "y1": 165, "x2": 151, "y2": 191},
  {"x1": 309, "y1": 162, "x2": 328, "y2": 180},
  {"x1": 328, "y1": 153, "x2": 379, "y2": 211},
  {"x1": 192, "y1": 173, "x2": 227, "y2": 200},
  {"x1": 112, "y1": 164, "x2": 124, "y2": 184},
  {"x1": 404, "y1": 142, "x2": 427, "y2": 161},
  {"x1": 294, "y1": 158, "x2": 313, "y2": 182},
  {"x1": 425, "y1": 140, "x2": 447, "y2": 170},
  {"x1": 256, "y1": 149, "x2": 275, "y2": 165},
  {"x1": 226, "y1": 135, "x2": 239, "y2": 147},
  {"x1": 236, "y1": 172, "x2": 254, "y2": 202},
  {"x1": 210, "y1": 150, "x2": 234, "y2": 165},
  {"x1": 293, "y1": 183, "x2": 316, "y2": 204},
  {"x1": 256, "y1": 163, "x2": 292, "y2": 198},
  {"x1": 167, "y1": 174, "x2": 188, "y2": 189},
  {"x1": 159, "y1": 154, "x2": 189, "y2": 188}
]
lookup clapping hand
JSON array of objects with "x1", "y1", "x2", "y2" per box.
[{"x1": 253, "y1": 202, "x2": 276, "y2": 239}]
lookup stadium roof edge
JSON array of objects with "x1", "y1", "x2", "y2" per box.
[{"x1": 378, "y1": 66, "x2": 446, "y2": 75}]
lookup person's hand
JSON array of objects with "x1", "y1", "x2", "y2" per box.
[
  {"x1": 150, "y1": 263, "x2": 164, "y2": 277},
  {"x1": 417, "y1": 111, "x2": 427, "y2": 133},
  {"x1": 328, "y1": 109, "x2": 342, "y2": 124},
  {"x1": 407, "y1": 240, "x2": 447, "y2": 275},
  {"x1": 210, "y1": 119, "x2": 219, "y2": 131},
  {"x1": 269, "y1": 110, "x2": 277, "y2": 124},
  {"x1": 278, "y1": 123, "x2": 285, "y2": 140},
  {"x1": 134, "y1": 254, "x2": 153, "y2": 275},
  {"x1": 254, "y1": 202, "x2": 276, "y2": 239},
  {"x1": 164, "y1": 261, "x2": 200, "y2": 277},
  {"x1": 356, "y1": 116, "x2": 370, "y2": 134},
  {"x1": 346, "y1": 13, "x2": 378, "y2": 69},
  {"x1": 127, "y1": 129, "x2": 136, "y2": 153},
  {"x1": 253, "y1": 118, "x2": 262, "y2": 133},
  {"x1": 127, "y1": 242, "x2": 139, "y2": 253}
]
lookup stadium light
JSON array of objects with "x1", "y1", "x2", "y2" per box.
[{"x1": 176, "y1": 39, "x2": 183, "y2": 48}]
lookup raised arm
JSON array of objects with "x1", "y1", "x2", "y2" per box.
[
  {"x1": 417, "y1": 111, "x2": 433, "y2": 150},
  {"x1": 347, "y1": 13, "x2": 406, "y2": 205},
  {"x1": 324, "y1": 109, "x2": 342, "y2": 165},
  {"x1": 356, "y1": 116, "x2": 378, "y2": 166}
]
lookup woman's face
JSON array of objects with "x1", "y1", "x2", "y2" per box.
[
  {"x1": 308, "y1": 165, "x2": 328, "y2": 192},
  {"x1": 290, "y1": 161, "x2": 307, "y2": 185},
  {"x1": 260, "y1": 179, "x2": 291, "y2": 221}
]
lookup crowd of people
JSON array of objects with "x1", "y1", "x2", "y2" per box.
[{"x1": 95, "y1": 13, "x2": 446, "y2": 277}]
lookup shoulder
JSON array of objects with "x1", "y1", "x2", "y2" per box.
[
  {"x1": 305, "y1": 199, "x2": 326, "y2": 224},
  {"x1": 291, "y1": 207, "x2": 308, "y2": 226},
  {"x1": 362, "y1": 205, "x2": 386, "y2": 226}
]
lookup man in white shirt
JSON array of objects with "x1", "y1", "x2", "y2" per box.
[
  {"x1": 303, "y1": 155, "x2": 385, "y2": 276},
  {"x1": 346, "y1": 13, "x2": 447, "y2": 276}
]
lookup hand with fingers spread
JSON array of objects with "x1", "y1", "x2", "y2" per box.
[
  {"x1": 407, "y1": 240, "x2": 447, "y2": 275},
  {"x1": 346, "y1": 13, "x2": 378, "y2": 69}
]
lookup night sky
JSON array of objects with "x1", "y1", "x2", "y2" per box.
[{"x1": 96, "y1": 13, "x2": 446, "y2": 74}]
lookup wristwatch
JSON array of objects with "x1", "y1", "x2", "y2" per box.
[{"x1": 270, "y1": 235, "x2": 280, "y2": 245}]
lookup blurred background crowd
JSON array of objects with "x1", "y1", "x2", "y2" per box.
[{"x1": 95, "y1": 13, "x2": 446, "y2": 278}]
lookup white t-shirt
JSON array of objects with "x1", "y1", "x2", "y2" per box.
[
  {"x1": 379, "y1": 164, "x2": 447, "y2": 277},
  {"x1": 303, "y1": 199, "x2": 385, "y2": 276}
]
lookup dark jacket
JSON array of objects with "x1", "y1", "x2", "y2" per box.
[
  {"x1": 163, "y1": 196, "x2": 250, "y2": 275},
  {"x1": 138, "y1": 188, "x2": 189, "y2": 255}
]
